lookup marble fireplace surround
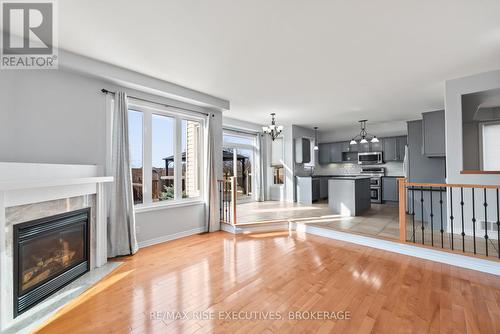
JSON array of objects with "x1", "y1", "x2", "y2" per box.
[{"x1": 0, "y1": 163, "x2": 113, "y2": 332}]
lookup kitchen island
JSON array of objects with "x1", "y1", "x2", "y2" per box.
[{"x1": 328, "y1": 176, "x2": 371, "y2": 216}]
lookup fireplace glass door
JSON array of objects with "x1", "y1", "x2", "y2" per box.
[{"x1": 14, "y1": 208, "x2": 90, "y2": 316}]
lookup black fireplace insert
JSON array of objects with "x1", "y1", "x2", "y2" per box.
[{"x1": 13, "y1": 208, "x2": 90, "y2": 317}]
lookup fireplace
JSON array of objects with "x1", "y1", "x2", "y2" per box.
[{"x1": 13, "y1": 208, "x2": 90, "y2": 316}]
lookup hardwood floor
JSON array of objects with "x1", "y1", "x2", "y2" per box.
[{"x1": 35, "y1": 231, "x2": 500, "y2": 333}]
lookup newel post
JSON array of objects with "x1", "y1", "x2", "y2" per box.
[{"x1": 398, "y1": 178, "x2": 407, "y2": 242}]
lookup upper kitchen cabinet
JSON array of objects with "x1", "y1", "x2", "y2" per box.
[
  {"x1": 383, "y1": 136, "x2": 407, "y2": 161},
  {"x1": 329, "y1": 142, "x2": 343, "y2": 163},
  {"x1": 348, "y1": 142, "x2": 359, "y2": 152},
  {"x1": 370, "y1": 138, "x2": 383, "y2": 152},
  {"x1": 359, "y1": 142, "x2": 371, "y2": 152},
  {"x1": 396, "y1": 136, "x2": 407, "y2": 160},
  {"x1": 383, "y1": 137, "x2": 397, "y2": 161},
  {"x1": 422, "y1": 110, "x2": 446, "y2": 157},
  {"x1": 318, "y1": 143, "x2": 330, "y2": 164}
]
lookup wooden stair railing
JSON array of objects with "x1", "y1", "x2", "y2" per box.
[
  {"x1": 217, "y1": 177, "x2": 237, "y2": 225},
  {"x1": 398, "y1": 178, "x2": 500, "y2": 259}
]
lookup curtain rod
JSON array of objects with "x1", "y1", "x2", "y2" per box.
[{"x1": 101, "y1": 89, "x2": 212, "y2": 117}]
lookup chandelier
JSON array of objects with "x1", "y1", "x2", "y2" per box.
[
  {"x1": 349, "y1": 120, "x2": 379, "y2": 145},
  {"x1": 262, "y1": 113, "x2": 284, "y2": 141}
]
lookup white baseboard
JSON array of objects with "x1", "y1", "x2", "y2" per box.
[
  {"x1": 293, "y1": 223, "x2": 500, "y2": 276},
  {"x1": 138, "y1": 226, "x2": 207, "y2": 248},
  {"x1": 220, "y1": 223, "x2": 236, "y2": 234}
]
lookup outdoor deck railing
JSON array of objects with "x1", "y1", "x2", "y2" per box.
[
  {"x1": 218, "y1": 177, "x2": 237, "y2": 225},
  {"x1": 398, "y1": 178, "x2": 500, "y2": 259}
]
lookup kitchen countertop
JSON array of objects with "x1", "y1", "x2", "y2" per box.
[
  {"x1": 327, "y1": 176, "x2": 371, "y2": 180},
  {"x1": 313, "y1": 174, "x2": 405, "y2": 178}
]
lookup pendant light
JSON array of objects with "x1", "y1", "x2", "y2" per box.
[
  {"x1": 349, "y1": 120, "x2": 379, "y2": 145},
  {"x1": 313, "y1": 127, "x2": 319, "y2": 150}
]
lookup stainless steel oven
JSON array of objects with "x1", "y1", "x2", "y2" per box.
[
  {"x1": 360, "y1": 167, "x2": 385, "y2": 204},
  {"x1": 358, "y1": 152, "x2": 383, "y2": 165},
  {"x1": 370, "y1": 187, "x2": 381, "y2": 203}
]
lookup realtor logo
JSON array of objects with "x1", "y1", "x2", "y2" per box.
[{"x1": 1, "y1": 0, "x2": 58, "y2": 69}]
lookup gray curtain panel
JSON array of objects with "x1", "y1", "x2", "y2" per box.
[
  {"x1": 108, "y1": 91, "x2": 139, "y2": 257},
  {"x1": 257, "y1": 134, "x2": 266, "y2": 202},
  {"x1": 206, "y1": 115, "x2": 219, "y2": 232}
]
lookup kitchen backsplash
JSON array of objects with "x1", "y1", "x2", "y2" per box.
[{"x1": 313, "y1": 161, "x2": 404, "y2": 176}]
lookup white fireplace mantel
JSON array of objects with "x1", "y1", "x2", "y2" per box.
[{"x1": 0, "y1": 162, "x2": 113, "y2": 332}]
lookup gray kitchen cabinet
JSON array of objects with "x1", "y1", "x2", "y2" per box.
[
  {"x1": 312, "y1": 178, "x2": 321, "y2": 202},
  {"x1": 422, "y1": 110, "x2": 446, "y2": 157},
  {"x1": 319, "y1": 177, "x2": 329, "y2": 199},
  {"x1": 382, "y1": 177, "x2": 399, "y2": 202},
  {"x1": 383, "y1": 136, "x2": 407, "y2": 161},
  {"x1": 318, "y1": 143, "x2": 330, "y2": 164},
  {"x1": 383, "y1": 137, "x2": 397, "y2": 161},
  {"x1": 329, "y1": 142, "x2": 343, "y2": 163},
  {"x1": 396, "y1": 136, "x2": 407, "y2": 161},
  {"x1": 359, "y1": 142, "x2": 371, "y2": 152},
  {"x1": 348, "y1": 142, "x2": 359, "y2": 152},
  {"x1": 371, "y1": 138, "x2": 383, "y2": 152}
]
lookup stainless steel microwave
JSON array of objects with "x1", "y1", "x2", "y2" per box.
[{"x1": 358, "y1": 152, "x2": 383, "y2": 165}]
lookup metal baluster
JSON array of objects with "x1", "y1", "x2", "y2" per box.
[
  {"x1": 225, "y1": 180, "x2": 229, "y2": 222},
  {"x1": 497, "y1": 189, "x2": 500, "y2": 258},
  {"x1": 219, "y1": 182, "x2": 224, "y2": 220},
  {"x1": 483, "y1": 188, "x2": 488, "y2": 257},
  {"x1": 227, "y1": 182, "x2": 233, "y2": 223},
  {"x1": 421, "y1": 186, "x2": 424, "y2": 245},
  {"x1": 450, "y1": 189, "x2": 454, "y2": 250},
  {"x1": 430, "y1": 187, "x2": 434, "y2": 247},
  {"x1": 472, "y1": 188, "x2": 476, "y2": 254},
  {"x1": 439, "y1": 187, "x2": 444, "y2": 248},
  {"x1": 460, "y1": 187, "x2": 465, "y2": 252},
  {"x1": 412, "y1": 188, "x2": 416, "y2": 242}
]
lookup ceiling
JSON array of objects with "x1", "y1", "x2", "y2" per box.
[{"x1": 59, "y1": 0, "x2": 500, "y2": 131}]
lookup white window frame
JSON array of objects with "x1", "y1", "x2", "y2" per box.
[{"x1": 128, "y1": 99, "x2": 206, "y2": 211}]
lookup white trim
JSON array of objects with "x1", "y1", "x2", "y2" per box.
[
  {"x1": 126, "y1": 100, "x2": 207, "y2": 207},
  {"x1": 220, "y1": 223, "x2": 237, "y2": 234},
  {"x1": 294, "y1": 223, "x2": 500, "y2": 276},
  {"x1": 0, "y1": 177, "x2": 113, "y2": 191},
  {"x1": 135, "y1": 199, "x2": 204, "y2": 213},
  {"x1": 95, "y1": 182, "x2": 107, "y2": 267},
  {"x1": 138, "y1": 226, "x2": 207, "y2": 248}
]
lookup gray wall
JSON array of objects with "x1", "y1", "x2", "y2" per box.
[
  {"x1": 445, "y1": 69, "x2": 500, "y2": 239},
  {"x1": 0, "y1": 67, "x2": 225, "y2": 246}
]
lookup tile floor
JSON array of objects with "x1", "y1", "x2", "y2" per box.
[{"x1": 236, "y1": 200, "x2": 499, "y2": 258}]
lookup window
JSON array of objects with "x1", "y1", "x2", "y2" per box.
[
  {"x1": 127, "y1": 103, "x2": 204, "y2": 207},
  {"x1": 482, "y1": 122, "x2": 500, "y2": 170},
  {"x1": 182, "y1": 119, "x2": 201, "y2": 198},
  {"x1": 273, "y1": 166, "x2": 284, "y2": 184},
  {"x1": 152, "y1": 114, "x2": 175, "y2": 202},
  {"x1": 128, "y1": 110, "x2": 143, "y2": 204}
]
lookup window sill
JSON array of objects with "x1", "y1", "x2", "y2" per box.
[
  {"x1": 134, "y1": 199, "x2": 205, "y2": 213},
  {"x1": 461, "y1": 170, "x2": 500, "y2": 175}
]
